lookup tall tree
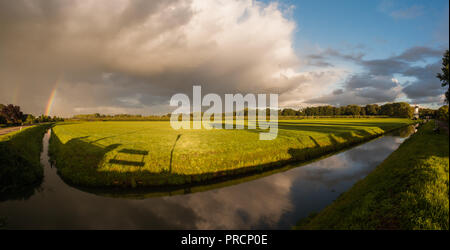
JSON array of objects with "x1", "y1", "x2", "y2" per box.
[
  {"x1": 0, "y1": 104, "x2": 23, "y2": 124},
  {"x1": 0, "y1": 104, "x2": 5, "y2": 124},
  {"x1": 437, "y1": 50, "x2": 449, "y2": 104},
  {"x1": 345, "y1": 105, "x2": 361, "y2": 116},
  {"x1": 365, "y1": 104, "x2": 379, "y2": 115}
]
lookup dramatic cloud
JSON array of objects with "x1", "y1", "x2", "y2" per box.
[
  {"x1": 394, "y1": 46, "x2": 444, "y2": 62},
  {"x1": 402, "y1": 62, "x2": 445, "y2": 103},
  {"x1": 305, "y1": 46, "x2": 445, "y2": 106},
  {"x1": 0, "y1": 0, "x2": 447, "y2": 115},
  {"x1": 1, "y1": 0, "x2": 343, "y2": 116}
]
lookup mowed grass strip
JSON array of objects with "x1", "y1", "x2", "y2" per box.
[
  {"x1": 49, "y1": 118, "x2": 413, "y2": 187},
  {"x1": 296, "y1": 122, "x2": 449, "y2": 230}
]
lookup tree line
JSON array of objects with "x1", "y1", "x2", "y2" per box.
[
  {"x1": 279, "y1": 102, "x2": 416, "y2": 118},
  {"x1": 0, "y1": 104, "x2": 64, "y2": 126},
  {"x1": 2, "y1": 102, "x2": 445, "y2": 124},
  {"x1": 72, "y1": 113, "x2": 170, "y2": 121},
  {"x1": 72, "y1": 102, "x2": 443, "y2": 121}
]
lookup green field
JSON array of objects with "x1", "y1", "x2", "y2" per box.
[
  {"x1": 49, "y1": 118, "x2": 414, "y2": 187},
  {"x1": 296, "y1": 122, "x2": 449, "y2": 230}
]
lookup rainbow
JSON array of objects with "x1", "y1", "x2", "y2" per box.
[{"x1": 45, "y1": 88, "x2": 57, "y2": 116}]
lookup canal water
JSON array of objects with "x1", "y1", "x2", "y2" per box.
[{"x1": 0, "y1": 125, "x2": 415, "y2": 229}]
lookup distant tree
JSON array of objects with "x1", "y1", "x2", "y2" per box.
[
  {"x1": 1, "y1": 104, "x2": 23, "y2": 124},
  {"x1": 23, "y1": 114, "x2": 35, "y2": 124},
  {"x1": 360, "y1": 108, "x2": 366, "y2": 116},
  {"x1": 333, "y1": 107, "x2": 339, "y2": 116},
  {"x1": 380, "y1": 103, "x2": 395, "y2": 116},
  {"x1": 281, "y1": 108, "x2": 298, "y2": 116},
  {"x1": 365, "y1": 104, "x2": 379, "y2": 115},
  {"x1": 345, "y1": 105, "x2": 361, "y2": 116},
  {"x1": 437, "y1": 105, "x2": 449, "y2": 121},
  {"x1": 436, "y1": 50, "x2": 449, "y2": 104},
  {"x1": 419, "y1": 108, "x2": 436, "y2": 119},
  {"x1": 51, "y1": 116, "x2": 64, "y2": 122},
  {"x1": 35, "y1": 114, "x2": 52, "y2": 123},
  {"x1": 379, "y1": 102, "x2": 413, "y2": 118},
  {"x1": 323, "y1": 106, "x2": 334, "y2": 116},
  {"x1": 393, "y1": 102, "x2": 414, "y2": 118},
  {"x1": 0, "y1": 104, "x2": 5, "y2": 124}
]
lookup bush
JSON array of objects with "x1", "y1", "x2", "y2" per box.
[{"x1": 437, "y1": 105, "x2": 449, "y2": 121}]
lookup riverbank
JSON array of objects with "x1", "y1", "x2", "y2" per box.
[
  {"x1": 295, "y1": 122, "x2": 449, "y2": 230},
  {"x1": 0, "y1": 124, "x2": 52, "y2": 200},
  {"x1": 48, "y1": 119, "x2": 414, "y2": 188}
]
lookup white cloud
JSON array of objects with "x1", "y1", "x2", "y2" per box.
[
  {"x1": 390, "y1": 5, "x2": 424, "y2": 19},
  {"x1": 378, "y1": 1, "x2": 424, "y2": 20}
]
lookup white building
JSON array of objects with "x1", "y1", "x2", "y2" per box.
[{"x1": 414, "y1": 105, "x2": 419, "y2": 119}]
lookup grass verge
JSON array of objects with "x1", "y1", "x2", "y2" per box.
[
  {"x1": 295, "y1": 122, "x2": 449, "y2": 230},
  {"x1": 0, "y1": 124, "x2": 52, "y2": 200}
]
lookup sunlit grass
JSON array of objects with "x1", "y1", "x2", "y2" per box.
[
  {"x1": 49, "y1": 118, "x2": 414, "y2": 187},
  {"x1": 296, "y1": 122, "x2": 449, "y2": 230}
]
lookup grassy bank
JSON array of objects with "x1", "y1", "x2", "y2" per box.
[
  {"x1": 0, "y1": 124, "x2": 52, "y2": 200},
  {"x1": 49, "y1": 118, "x2": 413, "y2": 188},
  {"x1": 296, "y1": 122, "x2": 449, "y2": 230}
]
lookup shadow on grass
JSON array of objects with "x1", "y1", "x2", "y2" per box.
[
  {"x1": 108, "y1": 148, "x2": 148, "y2": 167},
  {"x1": 277, "y1": 122, "x2": 378, "y2": 138},
  {"x1": 109, "y1": 159, "x2": 145, "y2": 167},
  {"x1": 49, "y1": 133, "x2": 121, "y2": 172},
  {"x1": 230, "y1": 121, "x2": 379, "y2": 140},
  {"x1": 0, "y1": 124, "x2": 52, "y2": 201},
  {"x1": 169, "y1": 134, "x2": 182, "y2": 173},
  {"x1": 309, "y1": 136, "x2": 320, "y2": 148}
]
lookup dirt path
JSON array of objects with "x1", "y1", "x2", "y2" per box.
[{"x1": 0, "y1": 125, "x2": 32, "y2": 136}]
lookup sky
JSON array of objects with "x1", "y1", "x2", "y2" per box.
[{"x1": 0, "y1": 0, "x2": 448, "y2": 117}]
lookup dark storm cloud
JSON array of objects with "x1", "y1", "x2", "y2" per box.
[
  {"x1": 394, "y1": 46, "x2": 444, "y2": 62},
  {"x1": 307, "y1": 48, "x2": 364, "y2": 62},
  {"x1": 345, "y1": 74, "x2": 397, "y2": 90},
  {"x1": 304, "y1": 48, "x2": 366, "y2": 69},
  {"x1": 0, "y1": 0, "x2": 446, "y2": 115},
  {"x1": 0, "y1": 0, "x2": 307, "y2": 116},
  {"x1": 305, "y1": 45, "x2": 446, "y2": 106},
  {"x1": 0, "y1": 0, "x2": 196, "y2": 115},
  {"x1": 361, "y1": 59, "x2": 409, "y2": 76},
  {"x1": 402, "y1": 62, "x2": 443, "y2": 100},
  {"x1": 307, "y1": 85, "x2": 400, "y2": 106}
]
